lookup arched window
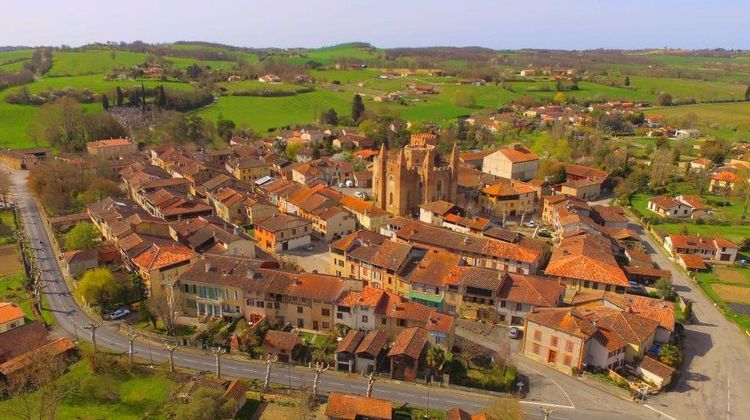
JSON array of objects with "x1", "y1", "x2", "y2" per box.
[
  {"x1": 436, "y1": 180, "x2": 443, "y2": 193},
  {"x1": 389, "y1": 192, "x2": 393, "y2": 204}
]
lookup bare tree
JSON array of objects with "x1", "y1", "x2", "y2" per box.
[
  {"x1": 164, "y1": 342, "x2": 180, "y2": 372},
  {"x1": 454, "y1": 338, "x2": 484, "y2": 369},
  {"x1": 308, "y1": 361, "x2": 329, "y2": 399},
  {"x1": 83, "y1": 321, "x2": 103, "y2": 353},
  {"x1": 127, "y1": 331, "x2": 140, "y2": 365},
  {"x1": 147, "y1": 295, "x2": 181, "y2": 336},
  {"x1": 0, "y1": 352, "x2": 77, "y2": 420},
  {"x1": 361, "y1": 370, "x2": 382, "y2": 398},
  {"x1": 263, "y1": 354, "x2": 279, "y2": 391},
  {"x1": 0, "y1": 170, "x2": 11, "y2": 207},
  {"x1": 211, "y1": 346, "x2": 226, "y2": 379}
]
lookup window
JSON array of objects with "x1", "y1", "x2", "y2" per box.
[
  {"x1": 297, "y1": 319, "x2": 304, "y2": 328},
  {"x1": 515, "y1": 303, "x2": 522, "y2": 311},
  {"x1": 336, "y1": 313, "x2": 343, "y2": 319},
  {"x1": 381, "y1": 318, "x2": 387, "y2": 325},
  {"x1": 532, "y1": 343, "x2": 540, "y2": 355},
  {"x1": 322, "y1": 322, "x2": 329, "y2": 329},
  {"x1": 362, "y1": 315, "x2": 369, "y2": 323},
  {"x1": 565, "y1": 341, "x2": 574, "y2": 353},
  {"x1": 297, "y1": 306, "x2": 303, "y2": 314},
  {"x1": 563, "y1": 355, "x2": 572, "y2": 366},
  {"x1": 256, "y1": 301, "x2": 264, "y2": 308},
  {"x1": 398, "y1": 319, "x2": 406, "y2": 327},
  {"x1": 550, "y1": 336, "x2": 559, "y2": 347},
  {"x1": 322, "y1": 308, "x2": 330, "y2": 316},
  {"x1": 500, "y1": 300, "x2": 507, "y2": 308},
  {"x1": 534, "y1": 330, "x2": 542, "y2": 341}
]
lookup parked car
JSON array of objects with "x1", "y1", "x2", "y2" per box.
[
  {"x1": 345, "y1": 180, "x2": 354, "y2": 188},
  {"x1": 108, "y1": 308, "x2": 131, "y2": 320},
  {"x1": 303, "y1": 244, "x2": 315, "y2": 251},
  {"x1": 508, "y1": 326, "x2": 522, "y2": 339},
  {"x1": 354, "y1": 191, "x2": 366, "y2": 199},
  {"x1": 338, "y1": 182, "x2": 345, "y2": 188},
  {"x1": 526, "y1": 220, "x2": 536, "y2": 227}
]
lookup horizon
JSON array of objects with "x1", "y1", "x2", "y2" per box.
[{"x1": 2, "y1": 0, "x2": 750, "y2": 50}]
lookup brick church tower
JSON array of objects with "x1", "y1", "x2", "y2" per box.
[{"x1": 372, "y1": 133, "x2": 459, "y2": 216}]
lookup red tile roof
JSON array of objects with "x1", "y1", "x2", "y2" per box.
[
  {"x1": 388, "y1": 327, "x2": 428, "y2": 359},
  {"x1": 712, "y1": 171, "x2": 739, "y2": 182},
  {"x1": 545, "y1": 234, "x2": 629, "y2": 287},
  {"x1": 325, "y1": 393, "x2": 392, "y2": 420},
  {"x1": 0, "y1": 302, "x2": 25, "y2": 325},
  {"x1": 131, "y1": 243, "x2": 195, "y2": 272},
  {"x1": 264, "y1": 330, "x2": 302, "y2": 351}
]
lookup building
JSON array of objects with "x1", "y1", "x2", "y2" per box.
[
  {"x1": 664, "y1": 234, "x2": 738, "y2": 264},
  {"x1": 263, "y1": 330, "x2": 303, "y2": 363},
  {"x1": 335, "y1": 329, "x2": 388, "y2": 374},
  {"x1": 544, "y1": 233, "x2": 629, "y2": 293},
  {"x1": 418, "y1": 200, "x2": 462, "y2": 225},
  {"x1": 0, "y1": 315, "x2": 76, "y2": 382},
  {"x1": 388, "y1": 327, "x2": 428, "y2": 381},
  {"x1": 709, "y1": 171, "x2": 740, "y2": 193},
  {"x1": 372, "y1": 135, "x2": 460, "y2": 216},
  {"x1": 0, "y1": 147, "x2": 50, "y2": 170},
  {"x1": 0, "y1": 302, "x2": 25, "y2": 333},
  {"x1": 558, "y1": 179, "x2": 601, "y2": 201},
  {"x1": 129, "y1": 241, "x2": 196, "y2": 297},
  {"x1": 325, "y1": 393, "x2": 392, "y2": 420},
  {"x1": 479, "y1": 180, "x2": 536, "y2": 217},
  {"x1": 254, "y1": 213, "x2": 312, "y2": 253},
  {"x1": 86, "y1": 138, "x2": 137, "y2": 158},
  {"x1": 168, "y1": 216, "x2": 256, "y2": 257},
  {"x1": 62, "y1": 248, "x2": 99, "y2": 278},
  {"x1": 482, "y1": 143, "x2": 539, "y2": 181},
  {"x1": 647, "y1": 195, "x2": 706, "y2": 219},
  {"x1": 225, "y1": 156, "x2": 271, "y2": 182}
]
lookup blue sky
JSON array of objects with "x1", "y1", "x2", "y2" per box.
[{"x1": 2, "y1": 0, "x2": 749, "y2": 49}]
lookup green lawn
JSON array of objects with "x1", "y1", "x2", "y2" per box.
[
  {"x1": 628, "y1": 76, "x2": 746, "y2": 102},
  {"x1": 48, "y1": 50, "x2": 150, "y2": 76},
  {"x1": 0, "y1": 272, "x2": 55, "y2": 326},
  {"x1": 646, "y1": 102, "x2": 750, "y2": 140},
  {"x1": 0, "y1": 358, "x2": 178, "y2": 420},
  {"x1": 694, "y1": 268, "x2": 750, "y2": 332},
  {"x1": 313, "y1": 69, "x2": 381, "y2": 84}
]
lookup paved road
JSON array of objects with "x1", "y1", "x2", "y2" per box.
[
  {"x1": 8, "y1": 169, "x2": 672, "y2": 419},
  {"x1": 634, "y1": 225, "x2": 750, "y2": 420}
]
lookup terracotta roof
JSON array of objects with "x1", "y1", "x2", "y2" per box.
[
  {"x1": 545, "y1": 234, "x2": 629, "y2": 287},
  {"x1": 623, "y1": 265, "x2": 672, "y2": 279},
  {"x1": 526, "y1": 308, "x2": 600, "y2": 340},
  {"x1": 62, "y1": 248, "x2": 99, "y2": 265},
  {"x1": 453, "y1": 266, "x2": 504, "y2": 291},
  {"x1": 131, "y1": 243, "x2": 195, "y2": 272},
  {"x1": 337, "y1": 287, "x2": 387, "y2": 308},
  {"x1": 388, "y1": 327, "x2": 428, "y2": 359},
  {"x1": 496, "y1": 145, "x2": 538, "y2": 163},
  {"x1": 425, "y1": 311, "x2": 454, "y2": 334},
  {"x1": 407, "y1": 250, "x2": 462, "y2": 287},
  {"x1": 264, "y1": 330, "x2": 302, "y2": 351},
  {"x1": 649, "y1": 196, "x2": 680, "y2": 209},
  {"x1": 570, "y1": 290, "x2": 676, "y2": 332},
  {"x1": 345, "y1": 236, "x2": 413, "y2": 272},
  {"x1": 501, "y1": 273, "x2": 565, "y2": 307},
  {"x1": 712, "y1": 171, "x2": 739, "y2": 182},
  {"x1": 668, "y1": 234, "x2": 737, "y2": 251},
  {"x1": 339, "y1": 195, "x2": 389, "y2": 217},
  {"x1": 255, "y1": 213, "x2": 310, "y2": 233},
  {"x1": 87, "y1": 138, "x2": 133, "y2": 149},
  {"x1": 325, "y1": 393, "x2": 393, "y2": 420},
  {"x1": 446, "y1": 408, "x2": 487, "y2": 420},
  {"x1": 678, "y1": 253, "x2": 706, "y2": 270},
  {"x1": 557, "y1": 163, "x2": 610, "y2": 182},
  {"x1": 677, "y1": 195, "x2": 706, "y2": 210},
  {"x1": 420, "y1": 200, "x2": 459, "y2": 216},
  {"x1": 579, "y1": 306, "x2": 659, "y2": 345},
  {"x1": 223, "y1": 379, "x2": 251, "y2": 401},
  {"x1": 0, "y1": 302, "x2": 25, "y2": 325},
  {"x1": 639, "y1": 355, "x2": 675, "y2": 379},
  {"x1": 442, "y1": 214, "x2": 490, "y2": 231},
  {"x1": 336, "y1": 330, "x2": 365, "y2": 354},
  {"x1": 0, "y1": 321, "x2": 51, "y2": 362},
  {"x1": 0, "y1": 337, "x2": 76, "y2": 376},
  {"x1": 355, "y1": 330, "x2": 389, "y2": 357}
]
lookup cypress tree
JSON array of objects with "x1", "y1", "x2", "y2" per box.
[
  {"x1": 115, "y1": 86, "x2": 124, "y2": 106},
  {"x1": 101, "y1": 94, "x2": 110, "y2": 111},
  {"x1": 352, "y1": 94, "x2": 365, "y2": 122},
  {"x1": 745, "y1": 85, "x2": 750, "y2": 101},
  {"x1": 624, "y1": 76, "x2": 630, "y2": 86}
]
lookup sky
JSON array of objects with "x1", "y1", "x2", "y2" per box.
[{"x1": 2, "y1": 0, "x2": 749, "y2": 50}]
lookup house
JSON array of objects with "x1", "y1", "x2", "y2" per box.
[
  {"x1": 419, "y1": 200, "x2": 462, "y2": 225},
  {"x1": 0, "y1": 302, "x2": 25, "y2": 333},
  {"x1": 479, "y1": 180, "x2": 536, "y2": 217},
  {"x1": 520, "y1": 69, "x2": 537, "y2": 77},
  {"x1": 569, "y1": 290, "x2": 676, "y2": 343},
  {"x1": 554, "y1": 163, "x2": 610, "y2": 187},
  {"x1": 637, "y1": 356, "x2": 675, "y2": 390},
  {"x1": 558, "y1": 179, "x2": 601, "y2": 201},
  {"x1": 335, "y1": 330, "x2": 365, "y2": 373},
  {"x1": 168, "y1": 216, "x2": 256, "y2": 257},
  {"x1": 129, "y1": 241, "x2": 196, "y2": 298},
  {"x1": 325, "y1": 393, "x2": 392, "y2": 420},
  {"x1": 210, "y1": 187, "x2": 255, "y2": 225},
  {"x1": 690, "y1": 158, "x2": 712, "y2": 172},
  {"x1": 254, "y1": 213, "x2": 312, "y2": 254},
  {"x1": 648, "y1": 196, "x2": 693, "y2": 218},
  {"x1": 482, "y1": 144, "x2": 539, "y2": 181},
  {"x1": 709, "y1": 171, "x2": 740, "y2": 193},
  {"x1": 245, "y1": 197, "x2": 279, "y2": 227},
  {"x1": 674, "y1": 128, "x2": 701, "y2": 139},
  {"x1": 388, "y1": 327, "x2": 428, "y2": 381},
  {"x1": 441, "y1": 214, "x2": 491, "y2": 235},
  {"x1": 459, "y1": 150, "x2": 492, "y2": 169},
  {"x1": 353, "y1": 170, "x2": 372, "y2": 188},
  {"x1": 263, "y1": 330, "x2": 303, "y2": 363},
  {"x1": 544, "y1": 233, "x2": 629, "y2": 293},
  {"x1": 0, "y1": 147, "x2": 50, "y2": 170},
  {"x1": 62, "y1": 248, "x2": 99, "y2": 278},
  {"x1": 225, "y1": 156, "x2": 271, "y2": 182},
  {"x1": 496, "y1": 273, "x2": 565, "y2": 326},
  {"x1": 86, "y1": 138, "x2": 137, "y2": 159},
  {"x1": 258, "y1": 74, "x2": 281, "y2": 83},
  {"x1": 354, "y1": 329, "x2": 389, "y2": 374},
  {"x1": 141, "y1": 188, "x2": 214, "y2": 221},
  {"x1": 175, "y1": 377, "x2": 250, "y2": 418},
  {"x1": 664, "y1": 234, "x2": 737, "y2": 264}
]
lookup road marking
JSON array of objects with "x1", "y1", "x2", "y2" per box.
[
  {"x1": 395, "y1": 392, "x2": 413, "y2": 396},
  {"x1": 520, "y1": 401, "x2": 574, "y2": 409},
  {"x1": 644, "y1": 404, "x2": 678, "y2": 420}
]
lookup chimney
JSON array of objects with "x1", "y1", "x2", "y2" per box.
[
  {"x1": 205, "y1": 262, "x2": 211, "y2": 272},
  {"x1": 293, "y1": 276, "x2": 301, "y2": 285}
]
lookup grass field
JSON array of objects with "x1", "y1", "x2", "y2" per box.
[
  {"x1": 695, "y1": 268, "x2": 750, "y2": 330},
  {"x1": 628, "y1": 76, "x2": 746, "y2": 102},
  {"x1": 646, "y1": 102, "x2": 750, "y2": 140},
  {"x1": 0, "y1": 358, "x2": 178, "y2": 420}
]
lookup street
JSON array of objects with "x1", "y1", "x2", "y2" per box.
[{"x1": 7, "y1": 169, "x2": 676, "y2": 419}]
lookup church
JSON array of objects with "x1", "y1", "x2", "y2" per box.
[{"x1": 372, "y1": 133, "x2": 459, "y2": 216}]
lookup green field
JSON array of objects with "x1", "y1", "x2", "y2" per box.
[
  {"x1": 0, "y1": 358, "x2": 178, "y2": 420},
  {"x1": 628, "y1": 76, "x2": 746, "y2": 102},
  {"x1": 695, "y1": 267, "x2": 750, "y2": 331},
  {"x1": 646, "y1": 102, "x2": 750, "y2": 140},
  {"x1": 0, "y1": 49, "x2": 35, "y2": 73}
]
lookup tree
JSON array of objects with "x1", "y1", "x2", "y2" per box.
[
  {"x1": 454, "y1": 338, "x2": 483, "y2": 369},
  {"x1": 648, "y1": 149, "x2": 676, "y2": 190},
  {"x1": 624, "y1": 76, "x2": 630, "y2": 86},
  {"x1": 654, "y1": 277, "x2": 674, "y2": 300},
  {"x1": 745, "y1": 85, "x2": 750, "y2": 102},
  {"x1": 101, "y1": 94, "x2": 110, "y2": 111},
  {"x1": 115, "y1": 86, "x2": 124, "y2": 106},
  {"x1": 0, "y1": 352, "x2": 77, "y2": 420},
  {"x1": 216, "y1": 114, "x2": 236, "y2": 140},
  {"x1": 485, "y1": 396, "x2": 524, "y2": 420},
  {"x1": 156, "y1": 85, "x2": 167, "y2": 108},
  {"x1": 657, "y1": 92, "x2": 673, "y2": 106},
  {"x1": 424, "y1": 344, "x2": 449, "y2": 382},
  {"x1": 321, "y1": 108, "x2": 339, "y2": 125},
  {"x1": 174, "y1": 388, "x2": 237, "y2": 420},
  {"x1": 78, "y1": 178, "x2": 122, "y2": 204},
  {"x1": 79, "y1": 268, "x2": 124, "y2": 309},
  {"x1": 65, "y1": 221, "x2": 100, "y2": 250},
  {"x1": 549, "y1": 166, "x2": 567, "y2": 185},
  {"x1": 147, "y1": 295, "x2": 181, "y2": 336},
  {"x1": 0, "y1": 171, "x2": 10, "y2": 207},
  {"x1": 454, "y1": 91, "x2": 476, "y2": 107},
  {"x1": 352, "y1": 94, "x2": 365, "y2": 123},
  {"x1": 553, "y1": 91, "x2": 567, "y2": 104},
  {"x1": 659, "y1": 344, "x2": 681, "y2": 367}
]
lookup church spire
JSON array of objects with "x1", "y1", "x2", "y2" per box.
[{"x1": 450, "y1": 143, "x2": 459, "y2": 171}]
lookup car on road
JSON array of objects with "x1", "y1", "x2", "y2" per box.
[
  {"x1": 526, "y1": 220, "x2": 536, "y2": 227},
  {"x1": 303, "y1": 244, "x2": 315, "y2": 251},
  {"x1": 345, "y1": 180, "x2": 354, "y2": 188},
  {"x1": 354, "y1": 191, "x2": 366, "y2": 199},
  {"x1": 338, "y1": 182, "x2": 345, "y2": 188},
  {"x1": 108, "y1": 308, "x2": 131, "y2": 320},
  {"x1": 508, "y1": 326, "x2": 522, "y2": 339}
]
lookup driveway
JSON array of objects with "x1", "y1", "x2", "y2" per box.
[{"x1": 634, "y1": 224, "x2": 750, "y2": 420}]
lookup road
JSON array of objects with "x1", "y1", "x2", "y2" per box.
[
  {"x1": 8, "y1": 169, "x2": 669, "y2": 419},
  {"x1": 634, "y1": 224, "x2": 750, "y2": 420}
]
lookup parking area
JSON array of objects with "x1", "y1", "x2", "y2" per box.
[{"x1": 279, "y1": 239, "x2": 330, "y2": 274}]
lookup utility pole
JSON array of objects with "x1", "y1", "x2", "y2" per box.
[
  {"x1": 263, "y1": 354, "x2": 279, "y2": 391},
  {"x1": 211, "y1": 347, "x2": 226, "y2": 379},
  {"x1": 83, "y1": 321, "x2": 103, "y2": 353},
  {"x1": 362, "y1": 370, "x2": 382, "y2": 398},
  {"x1": 127, "y1": 331, "x2": 141, "y2": 365},
  {"x1": 164, "y1": 342, "x2": 180, "y2": 372},
  {"x1": 68, "y1": 311, "x2": 79, "y2": 342},
  {"x1": 308, "y1": 361, "x2": 329, "y2": 399}
]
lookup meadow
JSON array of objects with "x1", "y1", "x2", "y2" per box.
[{"x1": 646, "y1": 102, "x2": 750, "y2": 140}]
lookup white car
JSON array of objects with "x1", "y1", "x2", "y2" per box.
[
  {"x1": 338, "y1": 182, "x2": 345, "y2": 188},
  {"x1": 109, "y1": 308, "x2": 131, "y2": 320},
  {"x1": 354, "y1": 191, "x2": 365, "y2": 198}
]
